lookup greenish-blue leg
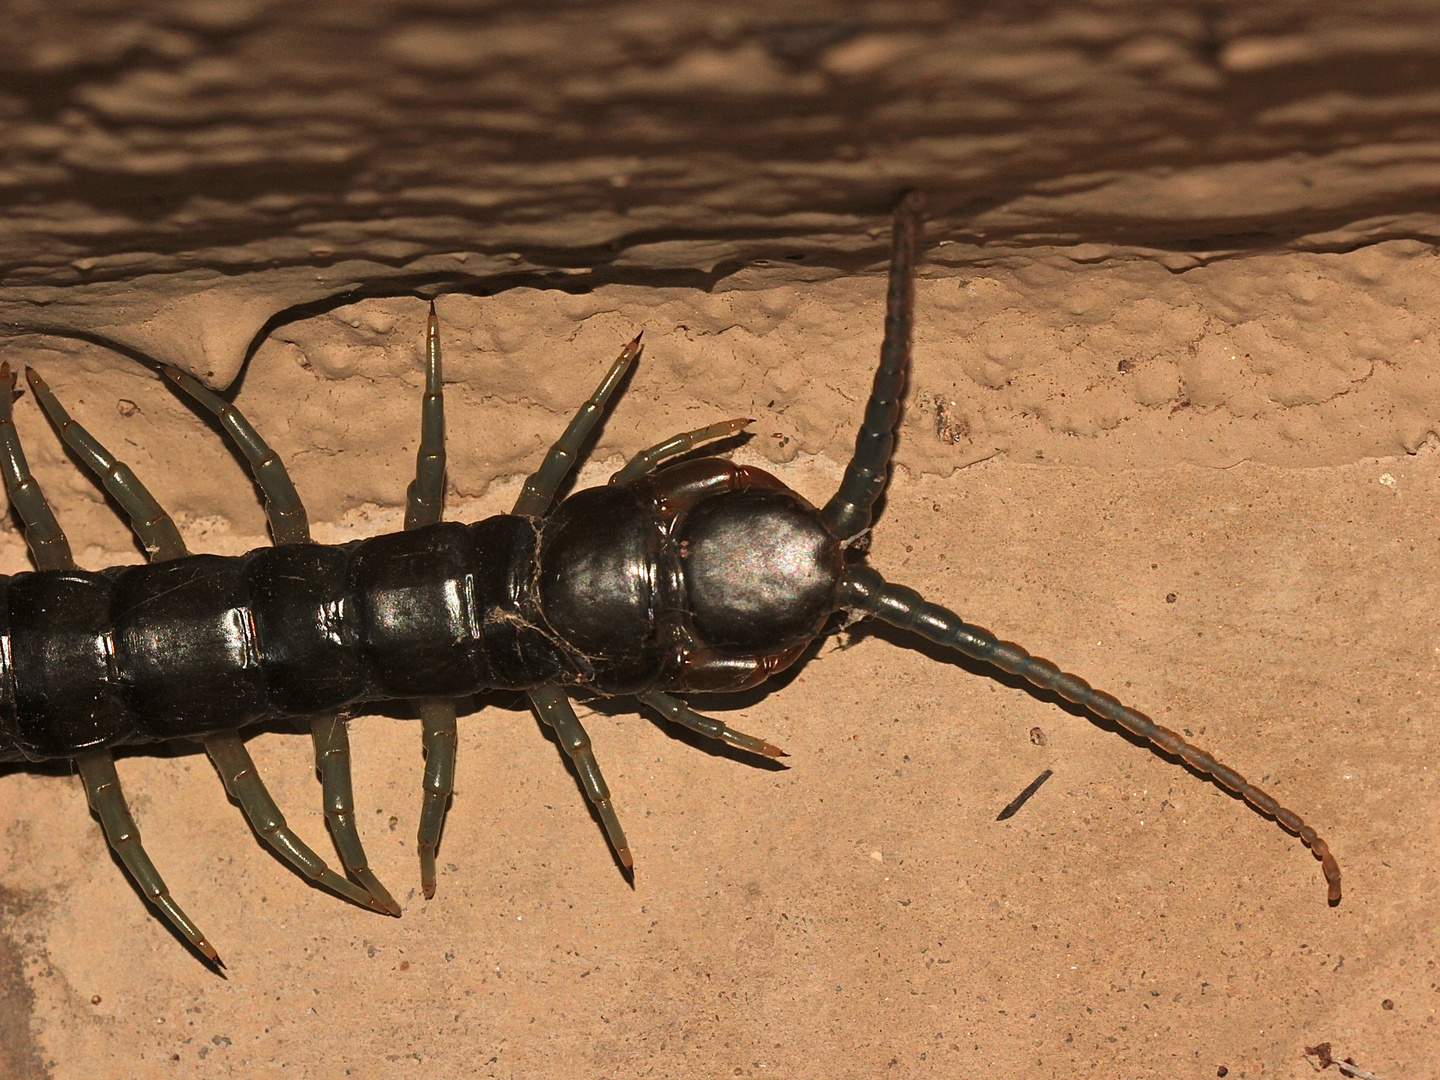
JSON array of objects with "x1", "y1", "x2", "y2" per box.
[
  {"x1": 203, "y1": 731, "x2": 391, "y2": 912},
  {"x1": 26, "y1": 366, "x2": 187, "y2": 561},
  {"x1": 511, "y1": 334, "x2": 641, "y2": 517},
  {"x1": 76, "y1": 752, "x2": 223, "y2": 967},
  {"x1": 161, "y1": 364, "x2": 309, "y2": 545},
  {"x1": 609, "y1": 417, "x2": 751, "y2": 487},
  {"x1": 403, "y1": 302, "x2": 461, "y2": 899},
  {"x1": 0, "y1": 362, "x2": 72, "y2": 571},
  {"x1": 528, "y1": 682, "x2": 632, "y2": 869},
  {"x1": 638, "y1": 691, "x2": 786, "y2": 758}
]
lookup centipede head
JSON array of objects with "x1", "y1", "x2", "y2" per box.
[
  {"x1": 673, "y1": 481, "x2": 843, "y2": 655},
  {"x1": 643, "y1": 457, "x2": 845, "y2": 694}
]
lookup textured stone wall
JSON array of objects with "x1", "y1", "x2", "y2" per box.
[{"x1": 2, "y1": 3, "x2": 1440, "y2": 476}]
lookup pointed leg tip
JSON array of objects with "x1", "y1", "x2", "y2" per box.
[
  {"x1": 760, "y1": 743, "x2": 788, "y2": 759},
  {"x1": 618, "y1": 849, "x2": 634, "y2": 870},
  {"x1": 356, "y1": 873, "x2": 402, "y2": 916},
  {"x1": 422, "y1": 884, "x2": 436, "y2": 901}
]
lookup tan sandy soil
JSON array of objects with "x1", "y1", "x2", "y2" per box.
[{"x1": 1, "y1": 4, "x2": 1439, "y2": 1079}]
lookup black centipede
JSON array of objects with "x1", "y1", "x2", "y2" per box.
[{"x1": 0, "y1": 193, "x2": 1341, "y2": 968}]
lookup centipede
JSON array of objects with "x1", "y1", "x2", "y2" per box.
[{"x1": 0, "y1": 193, "x2": 1341, "y2": 968}]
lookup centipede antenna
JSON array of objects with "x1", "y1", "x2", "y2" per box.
[
  {"x1": 76, "y1": 751, "x2": 224, "y2": 969},
  {"x1": 405, "y1": 300, "x2": 446, "y2": 531},
  {"x1": 821, "y1": 191, "x2": 924, "y2": 541},
  {"x1": 25, "y1": 367, "x2": 189, "y2": 562},
  {"x1": 512, "y1": 333, "x2": 642, "y2": 517},
  {"x1": 837, "y1": 565, "x2": 1343, "y2": 903},
  {"x1": 528, "y1": 681, "x2": 633, "y2": 870},
  {"x1": 0, "y1": 362, "x2": 74, "y2": 571},
  {"x1": 161, "y1": 365, "x2": 310, "y2": 545},
  {"x1": 638, "y1": 691, "x2": 787, "y2": 758},
  {"x1": 610, "y1": 418, "x2": 753, "y2": 487}
]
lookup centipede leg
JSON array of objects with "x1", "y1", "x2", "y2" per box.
[
  {"x1": 416, "y1": 699, "x2": 456, "y2": 899},
  {"x1": 638, "y1": 691, "x2": 786, "y2": 758},
  {"x1": 25, "y1": 367, "x2": 187, "y2": 561},
  {"x1": 203, "y1": 731, "x2": 391, "y2": 912},
  {"x1": 400, "y1": 303, "x2": 461, "y2": 898},
  {"x1": 76, "y1": 751, "x2": 223, "y2": 967},
  {"x1": 161, "y1": 364, "x2": 309, "y2": 545},
  {"x1": 0, "y1": 362, "x2": 73, "y2": 571},
  {"x1": 609, "y1": 418, "x2": 752, "y2": 487},
  {"x1": 511, "y1": 333, "x2": 642, "y2": 517},
  {"x1": 311, "y1": 714, "x2": 401, "y2": 915},
  {"x1": 405, "y1": 301, "x2": 447, "y2": 532},
  {"x1": 164, "y1": 366, "x2": 397, "y2": 910},
  {"x1": 528, "y1": 682, "x2": 633, "y2": 869}
]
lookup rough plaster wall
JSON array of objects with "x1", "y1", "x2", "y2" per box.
[{"x1": 0, "y1": 3, "x2": 1438, "y2": 1079}]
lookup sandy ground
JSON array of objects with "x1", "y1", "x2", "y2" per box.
[{"x1": 0, "y1": 278, "x2": 1436, "y2": 1079}]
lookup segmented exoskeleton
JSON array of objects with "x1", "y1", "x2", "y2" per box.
[{"x1": 0, "y1": 193, "x2": 1341, "y2": 967}]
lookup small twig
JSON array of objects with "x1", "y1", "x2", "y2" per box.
[
  {"x1": 996, "y1": 768, "x2": 1053, "y2": 821},
  {"x1": 1305, "y1": 1042, "x2": 1386, "y2": 1080}
]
